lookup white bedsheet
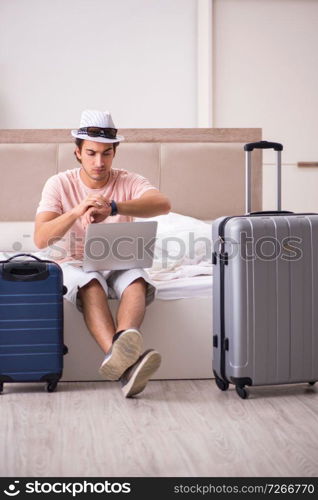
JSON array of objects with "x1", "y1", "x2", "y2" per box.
[
  {"x1": 154, "y1": 275, "x2": 212, "y2": 300},
  {"x1": 0, "y1": 252, "x2": 213, "y2": 301},
  {"x1": 146, "y1": 261, "x2": 212, "y2": 281}
]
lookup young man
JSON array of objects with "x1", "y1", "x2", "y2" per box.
[{"x1": 34, "y1": 109, "x2": 171, "y2": 397}]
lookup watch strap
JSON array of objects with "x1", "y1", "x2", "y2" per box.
[{"x1": 110, "y1": 200, "x2": 118, "y2": 216}]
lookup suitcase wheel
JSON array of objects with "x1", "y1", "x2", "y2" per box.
[
  {"x1": 308, "y1": 381, "x2": 316, "y2": 386},
  {"x1": 46, "y1": 381, "x2": 58, "y2": 393},
  {"x1": 236, "y1": 385, "x2": 249, "y2": 399},
  {"x1": 215, "y1": 376, "x2": 229, "y2": 392}
]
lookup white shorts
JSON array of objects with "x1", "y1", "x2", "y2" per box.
[{"x1": 60, "y1": 262, "x2": 157, "y2": 312}]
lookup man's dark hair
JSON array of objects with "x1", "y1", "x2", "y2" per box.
[{"x1": 74, "y1": 138, "x2": 119, "y2": 163}]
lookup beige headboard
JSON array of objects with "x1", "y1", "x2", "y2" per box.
[{"x1": 0, "y1": 128, "x2": 262, "y2": 221}]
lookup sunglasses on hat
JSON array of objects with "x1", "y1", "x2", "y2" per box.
[{"x1": 77, "y1": 127, "x2": 118, "y2": 139}]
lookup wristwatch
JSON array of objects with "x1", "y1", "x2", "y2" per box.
[{"x1": 110, "y1": 200, "x2": 118, "y2": 216}]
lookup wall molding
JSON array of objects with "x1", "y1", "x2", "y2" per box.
[{"x1": 0, "y1": 128, "x2": 261, "y2": 144}]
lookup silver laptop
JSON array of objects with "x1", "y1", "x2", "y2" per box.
[{"x1": 83, "y1": 221, "x2": 158, "y2": 272}]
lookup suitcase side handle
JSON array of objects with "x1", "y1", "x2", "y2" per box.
[
  {"x1": 2, "y1": 262, "x2": 49, "y2": 282},
  {"x1": 0, "y1": 253, "x2": 64, "y2": 270},
  {"x1": 244, "y1": 140, "x2": 283, "y2": 214},
  {"x1": 244, "y1": 141, "x2": 283, "y2": 152}
]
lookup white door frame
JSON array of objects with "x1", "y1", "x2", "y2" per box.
[{"x1": 197, "y1": 0, "x2": 213, "y2": 127}]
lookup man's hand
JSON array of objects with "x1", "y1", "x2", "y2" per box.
[
  {"x1": 72, "y1": 194, "x2": 110, "y2": 218},
  {"x1": 81, "y1": 204, "x2": 112, "y2": 230}
]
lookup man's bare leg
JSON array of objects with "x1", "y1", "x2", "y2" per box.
[
  {"x1": 116, "y1": 278, "x2": 147, "y2": 332},
  {"x1": 78, "y1": 278, "x2": 152, "y2": 383},
  {"x1": 78, "y1": 279, "x2": 115, "y2": 354},
  {"x1": 114, "y1": 278, "x2": 161, "y2": 397}
]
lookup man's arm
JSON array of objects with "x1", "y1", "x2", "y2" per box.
[
  {"x1": 34, "y1": 210, "x2": 80, "y2": 249},
  {"x1": 116, "y1": 189, "x2": 171, "y2": 218},
  {"x1": 34, "y1": 194, "x2": 110, "y2": 249}
]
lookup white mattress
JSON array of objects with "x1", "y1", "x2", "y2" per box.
[
  {"x1": 0, "y1": 252, "x2": 213, "y2": 301},
  {"x1": 154, "y1": 275, "x2": 212, "y2": 300}
]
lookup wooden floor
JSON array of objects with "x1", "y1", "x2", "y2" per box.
[{"x1": 1, "y1": 379, "x2": 318, "y2": 477}]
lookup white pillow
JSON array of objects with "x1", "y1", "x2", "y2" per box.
[{"x1": 135, "y1": 212, "x2": 212, "y2": 269}]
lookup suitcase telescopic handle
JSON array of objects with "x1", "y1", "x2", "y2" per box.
[
  {"x1": 244, "y1": 141, "x2": 283, "y2": 214},
  {"x1": 244, "y1": 141, "x2": 283, "y2": 152}
]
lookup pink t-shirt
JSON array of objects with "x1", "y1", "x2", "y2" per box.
[{"x1": 36, "y1": 167, "x2": 157, "y2": 262}]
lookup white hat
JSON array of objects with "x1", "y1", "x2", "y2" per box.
[{"x1": 71, "y1": 109, "x2": 125, "y2": 143}]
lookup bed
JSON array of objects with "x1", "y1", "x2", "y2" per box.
[{"x1": 0, "y1": 128, "x2": 262, "y2": 379}]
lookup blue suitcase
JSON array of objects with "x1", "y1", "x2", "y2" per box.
[{"x1": 0, "y1": 253, "x2": 68, "y2": 393}]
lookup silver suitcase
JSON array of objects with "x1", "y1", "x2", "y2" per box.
[{"x1": 212, "y1": 141, "x2": 318, "y2": 398}]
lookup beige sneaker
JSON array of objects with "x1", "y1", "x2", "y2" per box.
[
  {"x1": 99, "y1": 329, "x2": 143, "y2": 381},
  {"x1": 120, "y1": 349, "x2": 162, "y2": 398}
]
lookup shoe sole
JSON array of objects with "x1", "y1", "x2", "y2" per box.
[
  {"x1": 99, "y1": 329, "x2": 143, "y2": 381},
  {"x1": 122, "y1": 350, "x2": 162, "y2": 398}
]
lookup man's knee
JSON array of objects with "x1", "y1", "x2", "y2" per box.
[
  {"x1": 78, "y1": 278, "x2": 104, "y2": 294},
  {"x1": 123, "y1": 278, "x2": 147, "y2": 294}
]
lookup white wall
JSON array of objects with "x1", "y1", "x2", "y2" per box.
[
  {"x1": 0, "y1": 0, "x2": 197, "y2": 128},
  {"x1": 213, "y1": 0, "x2": 318, "y2": 211},
  {"x1": 2, "y1": 0, "x2": 317, "y2": 212}
]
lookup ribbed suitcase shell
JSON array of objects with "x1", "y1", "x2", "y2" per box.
[
  {"x1": 213, "y1": 213, "x2": 318, "y2": 396},
  {"x1": 0, "y1": 256, "x2": 65, "y2": 391}
]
